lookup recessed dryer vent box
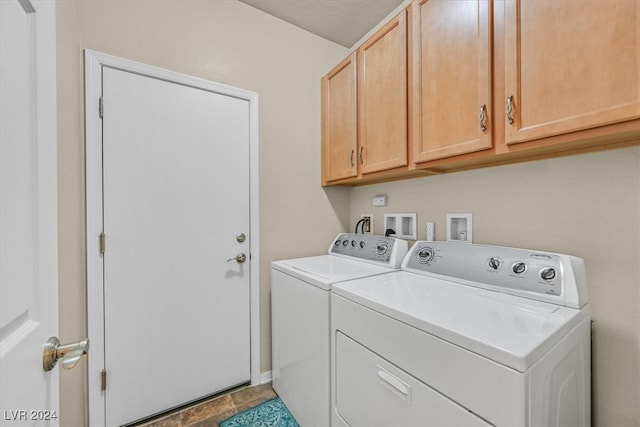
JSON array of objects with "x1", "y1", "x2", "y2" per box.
[
  {"x1": 447, "y1": 213, "x2": 472, "y2": 243},
  {"x1": 384, "y1": 213, "x2": 417, "y2": 240}
]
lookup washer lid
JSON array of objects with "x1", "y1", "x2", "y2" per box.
[
  {"x1": 332, "y1": 271, "x2": 590, "y2": 372},
  {"x1": 272, "y1": 255, "x2": 396, "y2": 290}
]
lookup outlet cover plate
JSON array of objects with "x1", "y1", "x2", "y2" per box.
[{"x1": 372, "y1": 196, "x2": 387, "y2": 207}]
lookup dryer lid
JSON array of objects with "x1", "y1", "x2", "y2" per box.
[{"x1": 332, "y1": 271, "x2": 590, "y2": 372}]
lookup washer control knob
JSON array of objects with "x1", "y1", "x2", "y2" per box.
[
  {"x1": 334, "y1": 240, "x2": 341, "y2": 246},
  {"x1": 342, "y1": 240, "x2": 348, "y2": 246},
  {"x1": 488, "y1": 257, "x2": 502, "y2": 270},
  {"x1": 540, "y1": 267, "x2": 557, "y2": 281},
  {"x1": 376, "y1": 243, "x2": 389, "y2": 255},
  {"x1": 512, "y1": 262, "x2": 527, "y2": 274},
  {"x1": 351, "y1": 240, "x2": 356, "y2": 247},
  {"x1": 359, "y1": 241, "x2": 365, "y2": 249}
]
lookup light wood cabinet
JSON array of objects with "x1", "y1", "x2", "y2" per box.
[
  {"x1": 321, "y1": 11, "x2": 409, "y2": 185},
  {"x1": 321, "y1": 0, "x2": 640, "y2": 186},
  {"x1": 502, "y1": 0, "x2": 640, "y2": 147},
  {"x1": 358, "y1": 11, "x2": 408, "y2": 174},
  {"x1": 411, "y1": 0, "x2": 492, "y2": 164},
  {"x1": 321, "y1": 53, "x2": 358, "y2": 184}
]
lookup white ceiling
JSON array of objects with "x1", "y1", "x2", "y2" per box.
[{"x1": 238, "y1": 0, "x2": 405, "y2": 48}]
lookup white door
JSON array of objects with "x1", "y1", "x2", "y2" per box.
[
  {"x1": 98, "y1": 65, "x2": 252, "y2": 425},
  {"x1": 0, "y1": 0, "x2": 59, "y2": 425}
]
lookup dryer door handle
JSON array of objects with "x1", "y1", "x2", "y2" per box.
[{"x1": 377, "y1": 366, "x2": 411, "y2": 402}]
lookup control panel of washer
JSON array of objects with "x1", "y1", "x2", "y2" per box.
[
  {"x1": 402, "y1": 241, "x2": 588, "y2": 308},
  {"x1": 329, "y1": 233, "x2": 408, "y2": 268}
]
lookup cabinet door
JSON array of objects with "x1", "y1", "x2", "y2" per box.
[
  {"x1": 321, "y1": 53, "x2": 358, "y2": 184},
  {"x1": 411, "y1": 0, "x2": 492, "y2": 163},
  {"x1": 358, "y1": 11, "x2": 408, "y2": 174},
  {"x1": 504, "y1": 0, "x2": 640, "y2": 145}
]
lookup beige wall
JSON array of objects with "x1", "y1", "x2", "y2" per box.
[
  {"x1": 56, "y1": 1, "x2": 348, "y2": 425},
  {"x1": 349, "y1": 146, "x2": 640, "y2": 426}
]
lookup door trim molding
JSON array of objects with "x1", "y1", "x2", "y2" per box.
[{"x1": 84, "y1": 49, "x2": 260, "y2": 426}]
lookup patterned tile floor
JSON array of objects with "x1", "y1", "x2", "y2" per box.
[{"x1": 136, "y1": 383, "x2": 277, "y2": 427}]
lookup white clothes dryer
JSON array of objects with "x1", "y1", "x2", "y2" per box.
[
  {"x1": 331, "y1": 241, "x2": 590, "y2": 427},
  {"x1": 271, "y1": 233, "x2": 408, "y2": 426}
]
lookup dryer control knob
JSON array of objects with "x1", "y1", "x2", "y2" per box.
[
  {"x1": 417, "y1": 247, "x2": 434, "y2": 263},
  {"x1": 488, "y1": 257, "x2": 501, "y2": 270},
  {"x1": 512, "y1": 262, "x2": 527, "y2": 274},
  {"x1": 540, "y1": 267, "x2": 556, "y2": 281}
]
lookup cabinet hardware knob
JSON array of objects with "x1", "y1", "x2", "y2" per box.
[
  {"x1": 506, "y1": 96, "x2": 515, "y2": 125},
  {"x1": 479, "y1": 104, "x2": 487, "y2": 132},
  {"x1": 350, "y1": 149, "x2": 355, "y2": 166},
  {"x1": 358, "y1": 147, "x2": 364, "y2": 165}
]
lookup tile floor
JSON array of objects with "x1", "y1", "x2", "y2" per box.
[{"x1": 136, "y1": 383, "x2": 277, "y2": 427}]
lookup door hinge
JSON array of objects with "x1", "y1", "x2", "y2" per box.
[
  {"x1": 101, "y1": 369, "x2": 107, "y2": 391},
  {"x1": 99, "y1": 232, "x2": 105, "y2": 254},
  {"x1": 99, "y1": 96, "x2": 104, "y2": 119}
]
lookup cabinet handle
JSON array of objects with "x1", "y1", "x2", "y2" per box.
[
  {"x1": 358, "y1": 147, "x2": 364, "y2": 165},
  {"x1": 506, "y1": 96, "x2": 515, "y2": 125},
  {"x1": 350, "y1": 149, "x2": 355, "y2": 166},
  {"x1": 479, "y1": 104, "x2": 487, "y2": 132}
]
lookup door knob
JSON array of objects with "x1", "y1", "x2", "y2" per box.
[
  {"x1": 43, "y1": 337, "x2": 89, "y2": 372},
  {"x1": 227, "y1": 253, "x2": 247, "y2": 263}
]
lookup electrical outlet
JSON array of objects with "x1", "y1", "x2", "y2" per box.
[
  {"x1": 372, "y1": 196, "x2": 387, "y2": 207},
  {"x1": 426, "y1": 222, "x2": 435, "y2": 241},
  {"x1": 360, "y1": 214, "x2": 373, "y2": 234}
]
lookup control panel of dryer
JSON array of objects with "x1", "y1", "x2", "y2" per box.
[
  {"x1": 329, "y1": 233, "x2": 408, "y2": 268},
  {"x1": 402, "y1": 241, "x2": 588, "y2": 308}
]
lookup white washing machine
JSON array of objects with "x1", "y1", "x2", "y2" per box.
[
  {"x1": 271, "y1": 233, "x2": 408, "y2": 426},
  {"x1": 331, "y1": 241, "x2": 591, "y2": 427}
]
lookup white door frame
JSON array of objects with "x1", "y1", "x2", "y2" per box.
[{"x1": 84, "y1": 50, "x2": 260, "y2": 426}]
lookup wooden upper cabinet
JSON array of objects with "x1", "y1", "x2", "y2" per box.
[
  {"x1": 503, "y1": 0, "x2": 640, "y2": 145},
  {"x1": 322, "y1": 0, "x2": 640, "y2": 186},
  {"x1": 411, "y1": 0, "x2": 492, "y2": 164},
  {"x1": 358, "y1": 10, "x2": 408, "y2": 175},
  {"x1": 321, "y1": 53, "x2": 358, "y2": 184}
]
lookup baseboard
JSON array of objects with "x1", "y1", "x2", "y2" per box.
[{"x1": 259, "y1": 370, "x2": 272, "y2": 385}]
